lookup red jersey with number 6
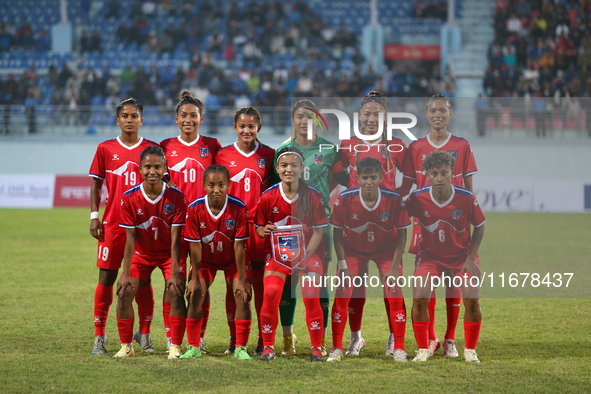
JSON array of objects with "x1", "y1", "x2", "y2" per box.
[
  {"x1": 214, "y1": 142, "x2": 275, "y2": 221},
  {"x1": 403, "y1": 185, "x2": 485, "y2": 264},
  {"x1": 89, "y1": 136, "x2": 158, "y2": 234},
  {"x1": 184, "y1": 194, "x2": 249, "y2": 265},
  {"x1": 119, "y1": 183, "x2": 187, "y2": 260},
  {"x1": 160, "y1": 135, "x2": 222, "y2": 204}
]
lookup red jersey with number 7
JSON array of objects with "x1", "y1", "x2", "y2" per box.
[
  {"x1": 89, "y1": 136, "x2": 158, "y2": 234},
  {"x1": 403, "y1": 185, "x2": 485, "y2": 264},
  {"x1": 119, "y1": 183, "x2": 186, "y2": 260}
]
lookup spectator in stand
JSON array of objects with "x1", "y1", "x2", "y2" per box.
[
  {"x1": 36, "y1": 30, "x2": 50, "y2": 52},
  {"x1": 80, "y1": 31, "x2": 91, "y2": 53},
  {"x1": 90, "y1": 30, "x2": 102, "y2": 53},
  {"x1": 413, "y1": 0, "x2": 427, "y2": 17}
]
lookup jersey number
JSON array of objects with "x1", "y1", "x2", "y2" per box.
[
  {"x1": 152, "y1": 226, "x2": 158, "y2": 240},
  {"x1": 244, "y1": 177, "x2": 250, "y2": 192},
  {"x1": 123, "y1": 171, "x2": 137, "y2": 186},
  {"x1": 303, "y1": 166, "x2": 310, "y2": 181},
  {"x1": 183, "y1": 168, "x2": 197, "y2": 183},
  {"x1": 98, "y1": 246, "x2": 109, "y2": 261},
  {"x1": 368, "y1": 231, "x2": 375, "y2": 242},
  {"x1": 209, "y1": 241, "x2": 223, "y2": 253},
  {"x1": 439, "y1": 230, "x2": 445, "y2": 243}
]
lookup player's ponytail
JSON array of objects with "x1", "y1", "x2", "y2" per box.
[
  {"x1": 276, "y1": 146, "x2": 309, "y2": 218},
  {"x1": 176, "y1": 90, "x2": 205, "y2": 116}
]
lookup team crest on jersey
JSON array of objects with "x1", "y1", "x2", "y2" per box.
[
  {"x1": 380, "y1": 211, "x2": 390, "y2": 222},
  {"x1": 447, "y1": 150, "x2": 458, "y2": 160},
  {"x1": 200, "y1": 147, "x2": 209, "y2": 158},
  {"x1": 452, "y1": 209, "x2": 462, "y2": 220},
  {"x1": 225, "y1": 219, "x2": 235, "y2": 230},
  {"x1": 258, "y1": 158, "x2": 266, "y2": 169},
  {"x1": 314, "y1": 154, "x2": 324, "y2": 164},
  {"x1": 163, "y1": 204, "x2": 173, "y2": 216}
]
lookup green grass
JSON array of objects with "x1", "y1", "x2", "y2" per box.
[{"x1": 0, "y1": 209, "x2": 590, "y2": 393}]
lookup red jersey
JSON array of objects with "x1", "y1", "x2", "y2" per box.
[
  {"x1": 330, "y1": 187, "x2": 411, "y2": 256},
  {"x1": 119, "y1": 183, "x2": 187, "y2": 260},
  {"x1": 214, "y1": 142, "x2": 275, "y2": 221},
  {"x1": 402, "y1": 134, "x2": 477, "y2": 189},
  {"x1": 184, "y1": 194, "x2": 249, "y2": 265},
  {"x1": 254, "y1": 183, "x2": 328, "y2": 258},
  {"x1": 160, "y1": 135, "x2": 222, "y2": 204},
  {"x1": 340, "y1": 137, "x2": 406, "y2": 190},
  {"x1": 403, "y1": 185, "x2": 485, "y2": 264},
  {"x1": 89, "y1": 136, "x2": 157, "y2": 234}
]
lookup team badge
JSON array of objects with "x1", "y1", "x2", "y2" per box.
[
  {"x1": 163, "y1": 204, "x2": 173, "y2": 216},
  {"x1": 448, "y1": 150, "x2": 458, "y2": 160},
  {"x1": 380, "y1": 211, "x2": 390, "y2": 222},
  {"x1": 314, "y1": 154, "x2": 324, "y2": 164},
  {"x1": 452, "y1": 209, "x2": 462, "y2": 220},
  {"x1": 258, "y1": 158, "x2": 266, "y2": 169},
  {"x1": 225, "y1": 219, "x2": 235, "y2": 230},
  {"x1": 200, "y1": 147, "x2": 209, "y2": 158},
  {"x1": 271, "y1": 226, "x2": 306, "y2": 269}
]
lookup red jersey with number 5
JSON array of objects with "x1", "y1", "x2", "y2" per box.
[
  {"x1": 402, "y1": 134, "x2": 477, "y2": 189},
  {"x1": 330, "y1": 187, "x2": 411, "y2": 256},
  {"x1": 89, "y1": 136, "x2": 158, "y2": 234},
  {"x1": 403, "y1": 185, "x2": 485, "y2": 264},
  {"x1": 214, "y1": 142, "x2": 275, "y2": 222},
  {"x1": 184, "y1": 194, "x2": 249, "y2": 265},
  {"x1": 160, "y1": 135, "x2": 222, "y2": 204},
  {"x1": 119, "y1": 183, "x2": 187, "y2": 260}
]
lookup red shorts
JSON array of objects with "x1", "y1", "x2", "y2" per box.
[
  {"x1": 340, "y1": 248, "x2": 404, "y2": 278},
  {"x1": 130, "y1": 254, "x2": 186, "y2": 281},
  {"x1": 414, "y1": 254, "x2": 480, "y2": 278},
  {"x1": 194, "y1": 261, "x2": 252, "y2": 283},
  {"x1": 408, "y1": 219, "x2": 421, "y2": 255},
  {"x1": 96, "y1": 232, "x2": 126, "y2": 270},
  {"x1": 264, "y1": 252, "x2": 324, "y2": 277},
  {"x1": 246, "y1": 222, "x2": 266, "y2": 263}
]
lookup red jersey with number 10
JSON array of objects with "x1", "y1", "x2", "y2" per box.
[
  {"x1": 119, "y1": 183, "x2": 187, "y2": 260},
  {"x1": 184, "y1": 194, "x2": 249, "y2": 265},
  {"x1": 403, "y1": 185, "x2": 485, "y2": 264},
  {"x1": 89, "y1": 136, "x2": 158, "y2": 234},
  {"x1": 160, "y1": 135, "x2": 222, "y2": 204},
  {"x1": 214, "y1": 142, "x2": 275, "y2": 221}
]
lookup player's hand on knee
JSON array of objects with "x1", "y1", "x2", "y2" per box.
[
  {"x1": 167, "y1": 273, "x2": 186, "y2": 297},
  {"x1": 234, "y1": 278, "x2": 252, "y2": 303},
  {"x1": 116, "y1": 273, "x2": 133, "y2": 297},
  {"x1": 382, "y1": 267, "x2": 401, "y2": 294},
  {"x1": 462, "y1": 257, "x2": 480, "y2": 280},
  {"x1": 186, "y1": 277, "x2": 202, "y2": 304}
]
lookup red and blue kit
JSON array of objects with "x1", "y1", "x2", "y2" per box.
[
  {"x1": 184, "y1": 194, "x2": 250, "y2": 282},
  {"x1": 340, "y1": 136, "x2": 406, "y2": 190},
  {"x1": 119, "y1": 183, "x2": 187, "y2": 280},
  {"x1": 89, "y1": 136, "x2": 158, "y2": 269},
  {"x1": 404, "y1": 185, "x2": 485, "y2": 276}
]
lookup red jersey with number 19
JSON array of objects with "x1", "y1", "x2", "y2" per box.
[
  {"x1": 403, "y1": 185, "x2": 485, "y2": 264},
  {"x1": 160, "y1": 135, "x2": 222, "y2": 203},
  {"x1": 184, "y1": 194, "x2": 249, "y2": 265},
  {"x1": 119, "y1": 183, "x2": 187, "y2": 260},
  {"x1": 330, "y1": 187, "x2": 411, "y2": 256},
  {"x1": 89, "y1": 137, "x2": 157, "y2": 234}
]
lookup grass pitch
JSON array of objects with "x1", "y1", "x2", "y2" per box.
[{"x1": 0, "y1": 209, "x2": 590, "y2": 393}]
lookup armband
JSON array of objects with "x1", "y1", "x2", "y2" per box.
[{"x1": 337, "y1": 259, "x2": 348, "y2": 270}]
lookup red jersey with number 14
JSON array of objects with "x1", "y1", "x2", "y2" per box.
[
  {"x1": 160, "y1": 135, "x2": 222, "y2": 203},
  {"x1": 214, "y1": 142, "x2": 275, "y2": 221},
  {"x1": 404, "y1": 185, "x2": 485, "y2": 264},
  {"x1": 89, "y1": 136, "x2": 157, "y2": 234},
  {"x1": 184, "y1": 194, "x2": 249, "y2": 265},
  {"x1": 119, "y1": 183, "x2": 187, "y2": 260}
]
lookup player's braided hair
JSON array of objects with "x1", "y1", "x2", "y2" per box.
[
  {"x1": 234, "y1": 106, "x2": 262, "y2": 144},
  {"x1": 176, "y1": 90, "x2": 205, "y2": 115},
  {"x1": 286, "y1": 99, "x2": 319, "y2": 143},
  {"x1": 116, "y1": 97, "x2": 143, "y2": 117},
  {"x1": 355, "y1": 91, "x2": 394, "y2": 175},
  {"x1": 356, "y1": 157, "x2": 383, "y2": 175},
  {"x1": 140, "y1": 145, "x2": 165, "y2": 162},
  {"x1": 426, "y1": 94, "x2": 452, "y2": 110},
  {"x1": 203, "y1": 164, "x2": 230, "y2": 184},
  {"x1": 422, "y1": 150, "x2": 455, "y2": 172},
  {"x1": 276, "y1": 146, "x2": 310, "y2": 218}
]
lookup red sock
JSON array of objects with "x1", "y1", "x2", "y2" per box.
[
  {"x1": 260, "y1": 275, "x2": 285, "y2": 347},
  {"x1": 331, "y1": 297, "x2": 349, "y2": 350},
  {"x1": 117, "y1": 317, "x2": 134, "y2": 344},
  {"x1": 386, "y1": 294, "x2": 406, "y2": 350},
  {"x1": 301, "y1": 278, "x2": 322, "y2": 348},
  {"x1": 186, "y1": 318, "x2": 202, "y2": 347},
  {"x1": 169, "y1": 315, "x2": 186, "y2": 346},
  {"x1": 413, "y1": 321, "x2": 429, "y2": 349},
  {"x1": 464, "y1": 321, "x2": 481, "y2": 349},
  {"x1": 251, "y1": 268, "x2": 265, "y2": 337},
  {"x1": 445, "y1": 287, "x2": 462, "y2": 340},
  {"x1": 200, "y1": 301, "x2": 210, "y2": 339},
  {"x1": 428, "y1": 293, "x2": 437, "y2": 340},
  {"x1": 162, "y1": 302, "x2": 171, "y2": 338},
  {"x1": 94, "y1": 284, "x2": 112, "y2": 337},
  {"x1": 135, "y1": 285, "x2": 154, "y2": 335},
  {"x1": 235, "y1": 319, "x2": 251, "y2": 347},
  {"x1": 348, "y1": 292, "x2": 366, "y2": 332},
  {"x1": 384, "y1": 297, "x2": 393, "y2": 333},
  {"x1": 225, "y1": 282, "x2": 237, "y2": 337}
]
